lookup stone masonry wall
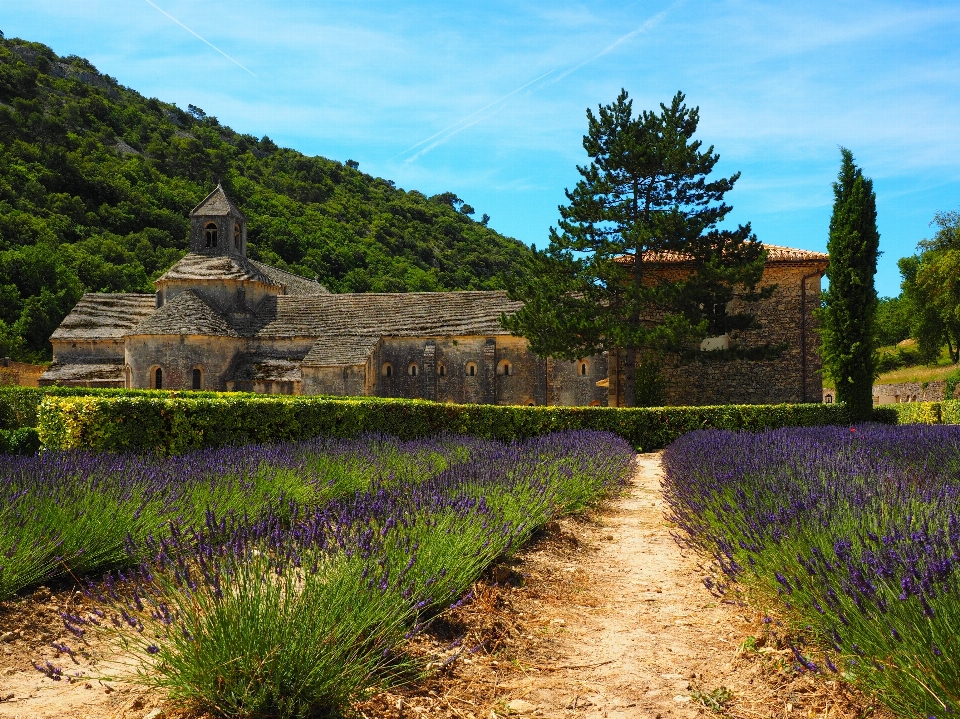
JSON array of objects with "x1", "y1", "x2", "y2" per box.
[{"x1": 611, "y1": 263, "x2": 825, "y2": 406}]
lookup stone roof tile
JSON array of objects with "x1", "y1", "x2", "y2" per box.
[
  {"x1": 252, "y1": 291, "x2": 523, "y2": 340},
  {"x1": 630, "y1": 244, "x2": 829, "y2": 265},
  {"x1": 40, "y1": 362, "x2": 124, "y2": 383},
  {"x1": 302, "y1": 335, "x2": 381, "y2": 366},
  {"x1": 228, "y1": 355, "x2": 302, "y2": 383},
  {"x1": 190, "y1": 185, "x2": 246, "y2": 219},
  {"x1": 155, "y1": 254, "x2": 328, "y2": 295},
  {"x1": 130, "y1": 290, "x2": 239, "y2": 337},
  {"x1": 49, "y1": 293, "x2": 157, "y2": 340}
]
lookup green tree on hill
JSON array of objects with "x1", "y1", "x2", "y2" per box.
[
  {"x1": 503, "y1": 90, "x2": 768, "y2": 407},
  {"x1": 818, "y1": 148, "x2": 880, "y2": 420}
]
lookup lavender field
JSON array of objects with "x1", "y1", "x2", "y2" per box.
[
  {"x1": 3, "y1": 431, "x2": 633, "y2": 717},
  {"x1": 663, "y1": 424, "x2": 960, "y2": 719}
]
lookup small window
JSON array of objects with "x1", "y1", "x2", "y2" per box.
[
  {"x1": 438, "y1": 364, "x2": 446, "y2": 377},
  {"x1": 156, "y1": 290, "x2": 163, "y2": 308},
  {"x1": 579, "y1": 361, "x2": 589, "y2": 376},
  {"x1": 382, "y1": 363, "x2": 393, "y2": 378},
  {"x1": 204, "y1": 222, "x2": 218, "y2": 248},
  {"x1": 409, "y1": 363, "x2": 418, "y2": 377},
  {"x1": 234, "y1": 222, "x2": 241, "y2": 250},
  {"x1": 192, "y1": 368, "x2": 202, "y2": 390},
  {"x1": 466, "y1": 362, "x2": 478, "y2": 377},
  {"x1": 154, "y1": 367, "x2": 163, "y2": 390},
  {"x1": 824, "y1": 394, "x2": 833, "y2": 404},
  {"x1": 498, "y1": 360, "x2": 512, "y2": 376}
]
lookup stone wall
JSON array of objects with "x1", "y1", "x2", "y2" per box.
[
  {"x1": 0, "y1": 358, "x2": 45, "y2": 387},
  {"x1": 610, "y1": 263, "x2": 825, "y2": 406},
  {"x1": 366, "y1": 335, "x2": 607, "y2": 406}
]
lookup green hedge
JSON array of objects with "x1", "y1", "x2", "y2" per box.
[
  {"x1": 0, "y1": 386, "x2": 223, "y2": 430},
  {"x1": 0, "y1": 427, "x2": 41, "y2": 455},
  {"x1": 37, "y1": 395, "x2": 855, "y2": 454},
  {"x1": 883, "y1": 401, "x2": 942, "y2": 425}
]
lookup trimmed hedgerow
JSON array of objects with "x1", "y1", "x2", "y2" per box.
[
  {"x1": 0, "y1": 386, "x2": 236, "y2": 431},
  {"x1": 882, "y1": 400, "x2": 942, "y2": 425},
  {"x1": 0, "y1": 427, "x2": 40, "y2": 455},
  {"x1": 37, "y1": 394, "x2": 855, "y2": 454}
]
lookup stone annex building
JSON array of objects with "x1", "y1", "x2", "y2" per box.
[{"x1": 43, "y1": 187, "x2": 830, "y2": 406}]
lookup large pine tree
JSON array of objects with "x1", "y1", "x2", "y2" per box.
[
  {"x1": 819, "y1": 148, "x2": 880, "y2": 420},
  {"x1": 503, "y1": 90, "x2": 767, "y2": 406}
]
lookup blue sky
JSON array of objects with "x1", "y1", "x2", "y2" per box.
[{"x1": 5, "y1": 0, "x2": 960, "y2": 296}]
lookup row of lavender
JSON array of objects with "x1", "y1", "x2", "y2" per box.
[
  {"x1": 663, "y1": 425, "x2": 960, "y2": 718},
  {"x1": 10, "y1": 431, "x2": 633, "y2": 717}
]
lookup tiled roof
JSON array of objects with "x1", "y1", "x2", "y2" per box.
[
  {"x1": 302, "y1": 335, "x2": 381, "y2": 366},
  {"x1": 227, "y1": 355, "x2": 302, "y2": 383},
  {"x1": 190, "y1": 185, "x2": 246, "y2": 219},
  {"x1": 130, "y1": 290, "x2": 239, "y2": 337},
  {"x1": 49, "y1": 294, "x2": 157, "y2": 340},
  {"x1": 155, "y1": 254, "x2": 329, "y2": 295},
  {"x1": 628, "y1": 244, "x2": 829, "y2": 264},
  {"x1": 40, "y1": 362, "x2": 124, "y2": 383},
  {"x1": 250, "y1": 291, "x2": 523, "y2": 340}
]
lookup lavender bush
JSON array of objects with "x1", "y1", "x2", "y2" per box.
[
  {"x1": 663, "y1": 424, "x2": 960, "y2": 719},
  {"x1": 0, "y1": 435, "x2": 464, "y2": 599},
  {"x1": 50, "y1": 430, "x2": 632, "y2": 718}
]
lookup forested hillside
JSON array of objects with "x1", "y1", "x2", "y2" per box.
[{"x1": 0, "y1": 34, "x2": 531, "y2": 361}]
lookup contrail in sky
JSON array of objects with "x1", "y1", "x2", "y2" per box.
[
  {"x1": 394, "y1": 68, "x2": 557, "y2": 160},
  {"x1": 144, "y1": 0, "x2": 256, "y2": 76},
  {"x1": 398, "y1": 2, "x2": 681, "y2": 162}
]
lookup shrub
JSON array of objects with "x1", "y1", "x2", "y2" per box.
[
  {"x1": 0, "y1": 427, "x2": 40, "y2": 455},
  {"x1": 59, "y1": 431, "x2": 633, "y2": 717},
  {"x1": 0, "y1": 386, "x2": 235, "y2": 430},
  {"x1": 36, "y1": 394, "x2": 854, "y2": 454},
  {"x1": 663, "y1": 425, "x2": 960, "y2": 719}
]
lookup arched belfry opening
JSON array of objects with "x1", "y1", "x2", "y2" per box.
[{"x1": 189, "y1": 184, "x2": 248, "y2": 257}]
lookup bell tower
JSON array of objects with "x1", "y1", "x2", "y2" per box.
[{"x1": 189, "y1": 185, "x2": 247, "y2": 257}]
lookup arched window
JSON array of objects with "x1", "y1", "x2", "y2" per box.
[
  {"x1": 234, "y1": 222, "x2": 241, "y2": 250},
  {"x1": 498, "y1": 360, "x2": 512, "y2": 376},
  {"x1": 527, "y1": 401, "x2": 535, "y2": 406},
  {"x1": 825, "y1": 394, "x2": 834, "y2": 404},
  {"x1": 466, "y1": 362, "x2": 478, "y2": 377},
  {"x1": 192, "y1": 368, "x2": 202, "y2": 390},
  {"x1": 382, "y1": 363, "x2": 393, "y2": 378},
  {"x1": 154, "y1": 367, "x2": 163, "y2": 390},
  {"x1": 204, "y1": 222, "x2": 218, "y2": 248},
  {"x1": 409, "y1": 363, "x2": 418, "y2": 377},
  {"x1": 579, "y1": 361, "x2": 589, "y2": 376},
  {"x1": 590, "y1": 400, "x2": 602, "y2": 407},
  {"x1": 438, "y1": 364, "x2": 446, "y2": 377}
]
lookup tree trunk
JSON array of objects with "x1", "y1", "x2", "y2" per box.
[
  {"x1": 949, "y1": 335, "x2": 959, "y2": 364},
  {"x1": 623, "y1": 347, "x2": 637, "y2": 407}
]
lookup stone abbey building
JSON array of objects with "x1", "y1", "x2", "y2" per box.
[{"x1": 43, "y1": 187, "x2": 829, "y2": 406}]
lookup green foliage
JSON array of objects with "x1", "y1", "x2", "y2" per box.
[
  {"x1": 874, "y1": 296, "x2": 912, "y2": 347},
  {"x1": 503, "y1": 90, "x2": 768, "y2": 407},
  {"x1": 885, "y1": 401, "x2": 942, "y2": 425},
  {"x1": 36, "y1": 393, "x2": 853, "y2": 454},
  {"x1": 897, "y1": 211, "x2": 960, "y2": 364},
  {"x1": 874, "y1": 343, "x2": 921, "y2": 374},
  {"x1": 817, "y1": 148, "x2": 880, "y2": 421},
  {"x1": 0, "y1": 36, "x2": 530, "y2": 361},
  {"x1": 0, "y1": 385, "x2": 237, "y2": 430},
  {"x1": 0, "y1": 426, "x2": 39, "y2": 454}
]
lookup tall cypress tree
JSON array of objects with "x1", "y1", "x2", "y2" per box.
[{"x1": 820, "y1": 148, "x2": 880, "y2": 420}]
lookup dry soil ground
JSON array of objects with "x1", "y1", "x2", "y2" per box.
[{"x1": 0, "y1": 453, "x2": 883, "y2": 719}]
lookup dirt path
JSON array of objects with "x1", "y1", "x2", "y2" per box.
[
  {"x1": 0, "y1": 453, "x2": 872, "y2": 719},
  {"x1": 470, "y1": 452, "x2": 869, "y2": 719}
]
